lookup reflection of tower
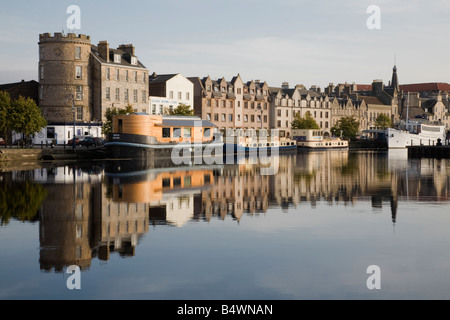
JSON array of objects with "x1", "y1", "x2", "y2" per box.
[{"x1": 39, "y1": 177, "x2": 93, "y2": 272}]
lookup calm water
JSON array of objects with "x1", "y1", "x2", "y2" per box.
[{"x1": 1, "y1": 149, "x2": 450, "y2": 300}]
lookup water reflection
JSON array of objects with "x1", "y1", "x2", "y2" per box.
[
  {"x1": 0, "y1": 173, "x2": 47, "y2": 225},
  {"x1": 2, "y1": 150, "x2": 450, "y2": 274}
]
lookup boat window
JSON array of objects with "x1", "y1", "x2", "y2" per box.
[
  {"x1": 184, "y1": 128, "x2": 191, "y2": 138},
  {"x1": 162, "y1": 128, "x2": 171, "y2": 138},
  {"x1": 162, "y1": 178, "x2": 171, "y2": 188},
  {"x1": 173, "y1": 178, "x2": 182, "y2": 187},
  {"x1": 204, "y1": 128, "x2": 211, "y2": 138},
  {"x1": 173, "y1": 128, "x2": 181, "y2": 138}
]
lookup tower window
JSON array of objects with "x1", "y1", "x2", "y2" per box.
[
  {"x1": 76, "y1": 86, "x2": 83, "y2": 100},
  {"x1": 75, "y1": 66, "x2": 82, "y2": 79},
  {"x1": 76, "y1": 106, "x2": 83, "y2": 121},
  {"x1": 75, "y1": 47, "x2": 81, "y2": 59}
]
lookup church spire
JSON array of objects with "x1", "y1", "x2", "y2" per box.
[{"x1": 391, "y1": 64, "x2": 399, "y2": 92}]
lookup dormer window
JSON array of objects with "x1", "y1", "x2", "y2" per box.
[
  {"x1": 114, "y1": 54, "x2": 121, "y2": 63},
  {"x1": 221, "y1": 87, "x2": 226, "y2": 93},
  {"x1": 131, "y1": 57, "x2": 138, "y2": 65},
  {"x1": 214, "y1": 86, "x2": 219, "y2": 92}
]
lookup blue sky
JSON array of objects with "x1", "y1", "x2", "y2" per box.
[{"x1": 1, "y1": 0, "x2": 449, "y2": 89}]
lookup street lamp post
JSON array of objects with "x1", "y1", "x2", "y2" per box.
[
  {"x1": 72, "y1": 96, "x2": 76, "y2": 149},
  {"x1": 66, "y1": 93, "x2": 76, "y2": 149}
]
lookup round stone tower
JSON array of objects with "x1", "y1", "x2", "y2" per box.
[{"x1": 38, "y1": 32, "x2": 92, "y2": 123}]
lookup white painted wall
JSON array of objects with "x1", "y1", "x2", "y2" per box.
[
  {"x1": 13, "y1": 124, "x2": 103, "y2": 145},
  {"x1": 149, "y1": 73, "x2": 194, "y2": 115}
]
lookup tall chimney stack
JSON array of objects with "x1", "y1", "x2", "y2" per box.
[
  {"x1": 98, "y1": 41, "x2": 109, "y2": 62},
  {"x1": 118, "y1": 44, "x2": 135, "y2": 56}
]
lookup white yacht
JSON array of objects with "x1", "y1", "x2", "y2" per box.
[
  {"x1": 386, "y1": 121, "x2": 446, "y2": 148},
  {"x1": 292, "y1": 129, "x2": 349, "y2": 149}
]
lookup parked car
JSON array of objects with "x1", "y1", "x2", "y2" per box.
[
  {"x1": 79, "y1": 137, "x2": 104, "y2": 147},
  {"x1": 67, "y1": 137, "x2": 80, "y2": 146},
  {"x1": 68, "y1": 135, "x2": 92, "y2": 146},
  {"x1": 79, "y1": 137, "x2": 96, "y2": 147}
]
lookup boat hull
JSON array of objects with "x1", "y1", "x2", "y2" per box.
[
  {"x1": 386, "y1": 127, "x2": 446, "y2": 148},
  {"x1": 296, "y1": 140, "x2": 348, "y2": 149}
]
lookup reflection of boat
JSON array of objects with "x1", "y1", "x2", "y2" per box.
[
  {"x1": 386, "y1": 121, "x2": 446, "y2": 149},
  {"x1": 104, "y1": 113, "x2": 224, "y2": 160},
  {"x1": 105, "y1": 165, "x2": 221, "y2": 203},
  {"x1": 223, "y1": 129, "x2": 297, "y2": 153},
  {"x1": 292, "y1": 129, "x2": 348, "y2": 149}
]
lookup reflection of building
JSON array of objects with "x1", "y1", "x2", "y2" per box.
[
  {"x1": 197, "y1": 163, "x2": 270, "y2": 222},
  {"x1": 19, "y1": 150, "x2": 450, "y2": 273},
  {"x1": 36, "y1": 165, "x2": 148, "y2": 271},
  {"x1": 97, "y1": 186, "x2": 149, "y2": 260},
  {"x1": 108, "y1": 168, "x2": 216, "y2": 227}
]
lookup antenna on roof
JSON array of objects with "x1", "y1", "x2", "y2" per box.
[{"x1": 394, "y1": 54, "x2": 396, "y2": 66}]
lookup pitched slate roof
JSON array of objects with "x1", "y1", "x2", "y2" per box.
[
  {"x1": 0, "y1": 80, "x2": 39, "y2": 90},
  {"x1": 298, "y1": 89, "x2": 322, "y2": 98},
  {"x1": 356, "y1": 84, "x2": 372, "y2": 91},
  {"x1": 400, "y1": 83, "x2": 450, "y2": 92},
  {"x1": 149, "y1": 74, "x2": 178, "y2": 83},
  {"x1": 361, "y1": 96, "x2": 388, "y2": 105},
  {"x1": 91, "y1": 45, "x2": 147, "y2": 69}
]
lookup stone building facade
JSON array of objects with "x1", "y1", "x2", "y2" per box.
[
  {"x1": 91, "y1": 42, "x2": 148, "y2": 120},
  {"x1": 36, "y1": 32, "x2": 148, "y2": 145},
  {"x1": 189, "y1": 74, "x2": 270, "y2": 131},
  {"x1": 269, "y1": 83, "x2": 332, "y2": 135}
]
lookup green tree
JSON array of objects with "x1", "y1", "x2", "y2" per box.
[
  {"x1": 0, "y1": 91, "x2": 12, "y2": 144},
  {"x1": 165, "y1": 104, "x2": 194, "y2": 116},
  {"x1": 291, "y1": 111, "x2": 320, "y2": 129},
  {"x1": 331, "y1": 116, "x2": 360, "y2": 140},
  {"x1": 102, "y1": 104, "x2": 134, "y2": 135},
  {"x1": 10, "y1": 96, "x2": 47, "y2": 143},
  {"x1": 374, "y1": 113, "x2": 391, "y2": 129}
]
